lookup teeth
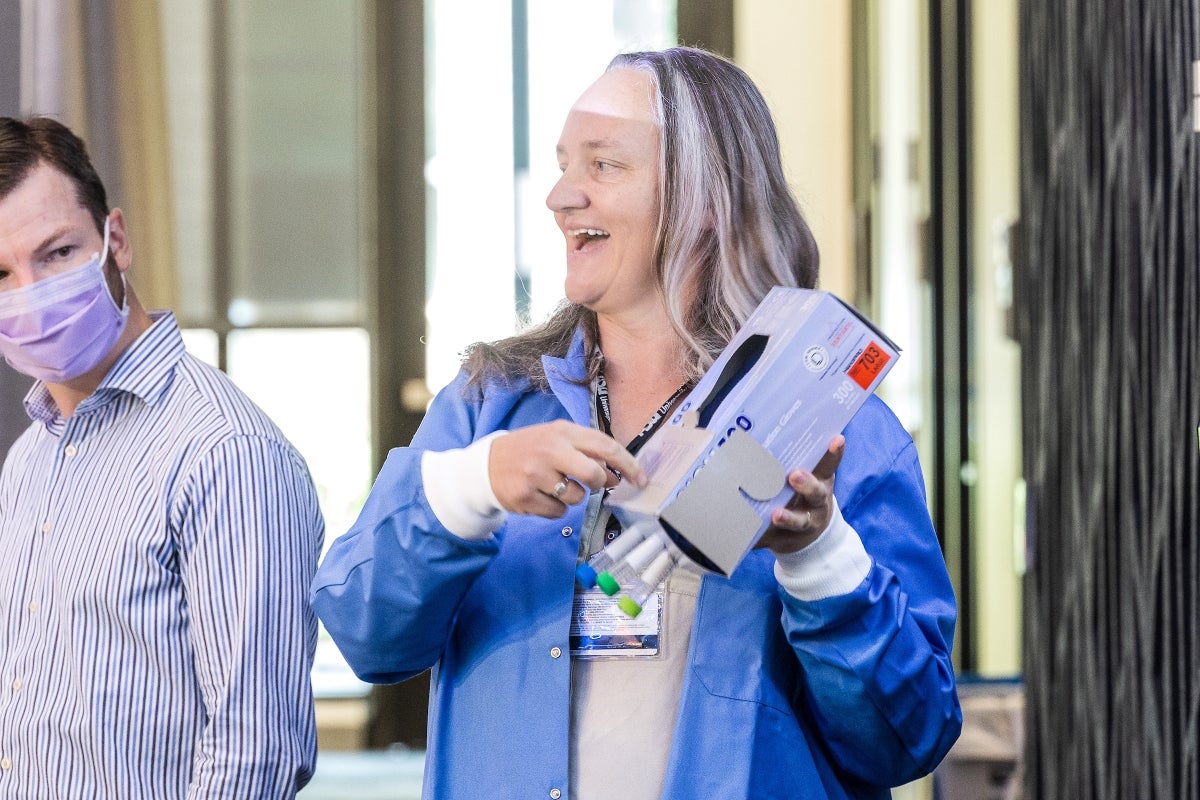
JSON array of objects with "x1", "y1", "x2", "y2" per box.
[{"x1": 569, "y1": 228, "x2": 610, "y2": 237}]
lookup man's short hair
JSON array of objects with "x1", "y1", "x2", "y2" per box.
[{"x1": 0, "y1": 116, "x2": 109, "y2": 233}]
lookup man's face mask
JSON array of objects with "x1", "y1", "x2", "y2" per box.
[{"x1": 0, "y1": 218, "x2": 129, "y2": 383}]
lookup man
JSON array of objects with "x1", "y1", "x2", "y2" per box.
[{"x1": 0, "y1": 116, "x2": 324, "y2": 798}]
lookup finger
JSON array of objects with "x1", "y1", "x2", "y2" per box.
[
  {"x1": 592, "y1": 440, "x2": 645, "y2": 488},
  {"x1": 781, "y1": 470, "x2": 829, "y2": 514},
  {"x1": 771, "y1": 506, "x2": 813, "y2": 533},
  {"x1": 547, "y1": 475, "x2": 586, "y2": 506},
  {"x1": 549, "y1": 476, "x2": 570, "y2": 501},
  {"x1": 525, "y1": 496, "x2": 569, "y2": 518},
  {"x1": 555, "y1": 452, "x2": 612, "y2": 492},
  {"x1": 582, "y1": 457, "x2": 624, "y2": 489},
  {"x1": 601, "y1": 464, "x2": 624, "y2": 489},
  {"x1": 563, "y1": 427, "x2": 646, "y2": 488},
  {"x1": 499, "y1": 478, "x2": 569, "y2": 518},
  {"x1": 811, "y1": 434, "x2": 846, "y2": 482},
  {"x1": 515, "y1": 473, "x2": 574, "y2": 517}
]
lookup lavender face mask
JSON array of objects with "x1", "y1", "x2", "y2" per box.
[{"x1": 0, "y1": 220, "x2": 128, "y2": 383}]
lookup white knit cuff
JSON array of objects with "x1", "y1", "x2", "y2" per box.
[
  {"x1": 772, "y1": 497, "x2": 872, "y2": 601},
  {"x1": 420, "y1": 431, "x2": 509, "y2": 540}
]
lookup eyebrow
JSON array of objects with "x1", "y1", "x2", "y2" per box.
[
  {"x1": 32, "y1": 225, "x2": 77, "y2": 258},
  {"x1": 556, "y1": 137, "x2": 624, "y2": 156}
]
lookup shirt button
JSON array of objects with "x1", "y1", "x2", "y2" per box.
[
  {"x1": 549, "y1": 646, "x2": 562, "y2": 659},
  {"x1": 27, "y1": 602, "x2": 37, "y2": 613},
  {"x1": 40, "y1": 521, "x2": 51, "y2": 534},
  {"x1": 0, "y1": 757, "x2": 10, "y2": 770},
  {"x1": 10, "y1": 679, "x2": 20, "y2": 691},
  {"x1": 561, "y1": 526, "x2": 572, "y2": 537},
  {"x1": 550, "y1": 790, "x2": 562, "y2": 799},
  {"x1": 64, "y1": 444, "x2": 77, "y2": 457}
]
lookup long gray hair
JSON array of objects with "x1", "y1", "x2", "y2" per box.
[{"x1": 463, "y1": 46, "x2": 818, "y2": 391}]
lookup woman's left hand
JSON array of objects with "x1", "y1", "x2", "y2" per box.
[{"x1": 755, "y1": 435, "x2": 845, "y2": 555}]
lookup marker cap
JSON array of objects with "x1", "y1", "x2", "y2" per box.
[
  {"x1": 595, "y1": 571, "x2": 620, "y2": 596},
  {"x1": 617, "y1": 596, "x2": 643, "y2": 617}
]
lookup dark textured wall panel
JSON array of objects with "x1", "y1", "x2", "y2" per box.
[
  {"x1": 0, "y1": 0, "x2": 18, "y2": 115},
  {"x1": 1018, "y1": 1, "x2": 1199, "y2": 798}
]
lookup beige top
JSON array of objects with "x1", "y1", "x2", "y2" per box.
[{"x1": 569, "y1": 489, "x2": 704, "y2": 800}]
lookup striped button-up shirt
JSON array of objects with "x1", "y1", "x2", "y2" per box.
[{"x1": 0, "y1": 312, "x2": 324, "y2": 799}]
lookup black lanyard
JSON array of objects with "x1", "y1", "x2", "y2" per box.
[
  {"x1": 596, "y1": 371, "x2": 690, "y2": 456},
  {"x1": 596, "y1": 371, "x2": 690, "y2": 542}
]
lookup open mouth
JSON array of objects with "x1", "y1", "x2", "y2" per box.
[{"x1": 568, "y1": 228, "x2": 610, "y2": 251}]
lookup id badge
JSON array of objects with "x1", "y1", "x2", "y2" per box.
[{"x1": 570, "y1": 586, "x2": 663, "y2": 658}]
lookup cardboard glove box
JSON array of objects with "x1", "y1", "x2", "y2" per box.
[{"x1": 606, "y1": 287, "x2": 899, "y2": 576}]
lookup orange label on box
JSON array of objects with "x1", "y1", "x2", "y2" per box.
[{"x1": 847, "y1": 342, "x2": 891, "y2": 390}]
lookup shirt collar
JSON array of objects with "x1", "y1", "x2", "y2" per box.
[
  {"x1": 23, "y1": 310, "x2": 187, "y2": 425},
  {"x1": 540, "y1": 327, "x2": 591, "y2": 426}
]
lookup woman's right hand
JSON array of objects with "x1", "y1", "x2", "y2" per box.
[{"x1": 488, "y1": 420, "x2": 646, "y2": 518}]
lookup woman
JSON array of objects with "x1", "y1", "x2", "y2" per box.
[{"x1": 312, "y1": 46, "x2": 961, "y2": 799}]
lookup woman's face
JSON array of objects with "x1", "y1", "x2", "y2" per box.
[{"x1": 546, "y1": 68, "x2": 662, "y2": 319}]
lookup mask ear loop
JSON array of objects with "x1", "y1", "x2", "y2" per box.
[
  {"x1": 97, "y1": 216, "x2": 129, "y2": 317},
  {"x1": 99, "y1": 216, "x2": 111, "y2": 260}
]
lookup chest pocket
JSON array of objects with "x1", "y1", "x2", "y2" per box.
[{"x1": 689, "y1": 561, "x2": 799, "y2": 714}]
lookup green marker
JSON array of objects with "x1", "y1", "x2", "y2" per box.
[{"x1": 617, "y1": 548, "x2": 676, "y2": 618}]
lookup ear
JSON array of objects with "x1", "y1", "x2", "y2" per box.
[{"x1": 106, "y1": 208, "x2": 133, "y2": 273}]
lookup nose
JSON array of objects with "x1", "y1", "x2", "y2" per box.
[
  {"x1": 546, "y1": 168, "x2": 588, "y2": 214},
  {"x1": 0, "y1": 263, "x2": 45, "y2": 291}
]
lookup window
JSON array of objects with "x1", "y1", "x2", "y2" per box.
[{"x1": 162, "y1": 0, "x2": 375, "y2": 699}]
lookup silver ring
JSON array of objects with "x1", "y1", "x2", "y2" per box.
[{"x1": 553, "y1": 479, "x2": 569, "y2": 499}]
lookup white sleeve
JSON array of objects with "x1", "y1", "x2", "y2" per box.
[
  {"x1": 772, "y1": 496, "x2": 872, "y2": 601},
  {"x1": 420, "y1": 431, "x2": 509, "y2": 540}
]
